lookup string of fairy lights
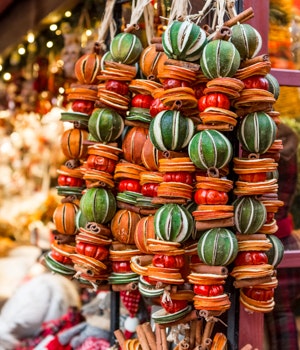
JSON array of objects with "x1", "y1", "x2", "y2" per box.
[{"x1": 0, "y1": 0, "x2": 106, "y2": 84}]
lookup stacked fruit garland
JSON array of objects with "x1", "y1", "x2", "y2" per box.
[
  {"x1": 44, "y1": 43, "x2": 103, "y2": 280},
  {"x1": 230, "y1": 67, "x2": 285, "y2": 312},
  {"x1": 44, "y1": 3, "x2": 287, "y2": 348},
  {"x1": 118, "y1": 17, "x2": 245, "y2": 348},
  {"x1": 129, "y1": 9, "x2": 283, "y2": 348}
]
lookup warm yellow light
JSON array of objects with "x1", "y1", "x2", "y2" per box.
[
  {"x1": 3, "y1": 72, "x2": 11, "y2": 81},
  {"x1": 86, "y1": 29, "x2": 92, "y2": 37},
  {"x1": 0, "y1": 65, "x2": 2, "y2": 72},
  {"x1": 50, "y1": 24, "x2": 58, "y2": 31},
  {"x1": 46, "y1": 41, "x2": 54, "y2": 48},
  {"x1": 58, "y1": 87, "x2": 65, "y2": 94},
  {"x1": 65, "y1": 11, "x2": 72, "y2": 17},
  {"x1": 55, "y1": 29, "x2": 62, "y2": 35},
  {"x1": 57, "y1": 59, "x2": 64, "y2": 68},
  {"x1": 18, "y1": 46, "x2": 26, "y2": 55},
  {"x1": 27, "y1": 32, "x2": 35, "y2": 43}
]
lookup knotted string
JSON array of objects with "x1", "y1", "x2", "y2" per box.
[
  {"x1": 97, "y1": 0, "x2": 117, "y2": 52},
  {"x1": 128, "y1": 0, "x2": 152, "y2": 27},
  {"x1": 143, "y1": 2, "x2": 155, "y2": 45},
  {"x1": 165, "y1": 0, "x2": 192, "y2": 23}
]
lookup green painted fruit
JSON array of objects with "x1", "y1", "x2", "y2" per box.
[
  {"x1": 110, "y1": 32, "x2": 143, "y2": 65},
  {"x1": 162, "y1": 20, "x2": 207, "y2": 62},
  {"x1": 53, "y1": 202, "x2": 79, "y2": 235},
  {"x1": 230, "y1": 23, "x2": 262, "y2": 60},
  {"x1": 80, "y1": 188, "x2": 116, "y2": 224},
  {"x1": 237, "y1": 111, "x2": 277, "y2": 154},
  {"x1": 188, "y1": 129, "x2": 233, "y2": 170},
  {"x1": 100, "y1": 51, "x2": 115, "y2": 70},
  {"x1": 149, "y1": 110, "x2": 194, "y2": 151},
  {"x1": 234, "y1": 196, "x2": 267, "y2": 234},
  {"x1": 154, "y1": 203, "x2": 194, "y2": 243},
  {"x1": 265, "y1": 73, "x2": 280, "y2": 100},
  {"x1": 200, "y1": 39, "x2": 240, "y2": 79},
  {"x1": 197, "y1": 227, "x2": 238, "y2": 266},
  {"x1": 88, "y1": 108, "x2": 124, "y2": 143},
  {"x1": 265, "y1": 234, "x2": 284, "y2": 267},
  {"x1": 75, "y1": 209, "x2": 88, "y2": 231}
]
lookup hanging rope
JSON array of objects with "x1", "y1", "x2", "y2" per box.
[
  {"x1": 226, "y1": 0, "x2": 238, "y2": 20},
  {"x1": 216, "y1": 0, "x2": 226, "y2": 29},
  {"x1": 143, "y1": 2, "x2": 155, "y2": 44},
  {"x1": 167, "y1": 0, "x2": 192, "y2": 23},
  {"x1": 185, "y1": 0, "x2": 238, "y2": 28},
  {"x1": 128, "y1": 0, "x2": 152, "y2": 27},
  {"x1": 97, "y1": 0, "x2": 117, "y2": 52}
]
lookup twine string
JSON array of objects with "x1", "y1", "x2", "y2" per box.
[{"x1": 97, "y1": 0, "x2": 117, "y2": 51}]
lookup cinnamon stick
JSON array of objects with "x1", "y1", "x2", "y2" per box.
[
  {"x1": 190, "y1": 320, "x2": 197, "y2": 348},
  {"x1": 136, "y1": 255, "x2": 153, "y2": 265},
  {"x1": 240, "y1": 54, "x2": 270, "y2": 68},
  {"x1": 236, "y1": 233, "x2": 267, "y2": 241},
  {"x1": 142, "y1": 322, "x2": 157, "y2": 350},
  {"x1": 212, "y1": 26, "x2": 232, "y2": 41},
  {"x1": 202, "y1": 24, "x2": 214, "y2": 35},
  {"x1": 203, "y1": 338, "x2": 212, "y2": 349},
  {"x1": 140, "y1": 208, "x2": 158, "y2": 216},
  {"x1": 162, "y1": 150, "x2": 189, "y2": 158},
  {"x1": 155, "y1": 324, "x2": 162, "y2": 348},
  {"x1": 136, "y1": 324, "x2": 151, "y2": 350},
  {"x1": 171, "y1": 100, "x2": 183, "y2": 110},
  {"x1": 233, "y1": 276, "x2": 273, "y2": 288},
  {"x1": 124, "y1": 23, "x2": 140, "y2": 33},
  {"x1": 151, "y1": 36, "x2": 162, "y2": 44},
  {"x1": 223, "y1": 7, "x2": 254, "y2": 27},
  {"x1": 111, "y1": 281, "x2": 138, "y2": 292},
  {"x1": 160, "y1": 327, "x2": 168, "y2": 350},
  {"x1": 195, "y1": 217, "x2": 234, "y2": 230},
  {"x1": 192, "y1": 264, "x2": 228, "y2": 276},
  {"x1": 165, "y1": 58, "x2": 200, "y2": 71},
  {"x1": 114, "y1": 329, "x2": 126, "y2": 349},
  {"x1": 195, "y1": 319, "x2": 203, "y2": 346},
  {"x1": 151, "y1": 197, "x2": 187, "y2": 205},
  {"x1": 111, "y1": 242, "x2": 137, "y2": 250},
  {"x1": 201, "y1": 320, "x2": 215, "y2": 348},
  {"x1": 196, "y1": 124, "x2": 234, "y2": 132},
  {"x1": 105, "y1": 61, "x2": 137, "y2": 75},
  {"x1": 179, "y1": 340, "x2": 190, "y2": 349},
  {"x1": 155, "y1": 43, "x2": 164, "y2": 52},
  {"x1": 116, "y1": 200, "x2": 141, "y2": 213},
  {"x1": 124, "y1": 120, "x2": 150, "y2": 129}
]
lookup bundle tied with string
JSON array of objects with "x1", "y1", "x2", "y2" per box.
[{"x1": 96, "y1": 0, "x2": 117, "y2": 53}]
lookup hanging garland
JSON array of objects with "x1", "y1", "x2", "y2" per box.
[{"x1": 42, "y1": 1, "x2": 285, "y2": 348}]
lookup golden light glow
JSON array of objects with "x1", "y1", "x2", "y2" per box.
[
  {"x1": 27, "y1": 32, "x2": 35, "y2": 43},
  {"x1": 65, "y1": 11, "x2": 72, "y2": 17},
  {"x1": 3, "y1": 72, "x2": 12, "y2": 81},
  {"x1": 46, "y1": 41, "x2": 54, "y2": 48},
  {"x1": 86, "y1": 29, "x2": 92, "y2": 37},
  {"x1": 18, "y1": 45, "x2": 26, "y2": 55},
  {"x1": 50, "y1": 24, "x2": 58, "y2": 31}
]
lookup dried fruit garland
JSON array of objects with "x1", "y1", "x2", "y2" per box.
[{"x1": 43, "y1": 1, "x2": 286, "y2": 349}]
